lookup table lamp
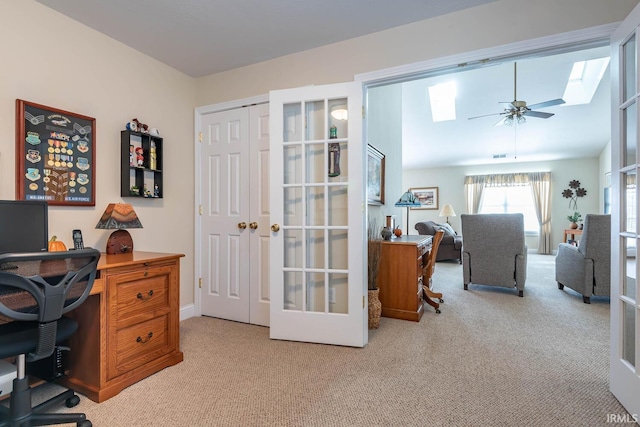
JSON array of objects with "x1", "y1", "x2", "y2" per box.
[
  {"x1": 95, "y1": 203, "x2": 143, "y2": 254},
  {"x1": 439, "y1": 204, "x2": 456, "y2": 225},
  {"x1": 395, "y1": 191, "x2": 421, "y2": 235}
]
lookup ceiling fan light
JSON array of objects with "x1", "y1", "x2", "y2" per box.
[
  {"x1": 504, "y1": 116, "x2": 513, "y2": 126},
  {"x1": 517, "y1": 115, "x2": 526, "y2": 124}
]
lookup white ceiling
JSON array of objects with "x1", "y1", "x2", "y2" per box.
[
  {"x1": 399, "y1": 45, "x2": 611, "y2": 169},
  {"x1": 34, "y1": 0, "x2": 610, "y2": 169},
  {"x1": 34, "y1": 0, "x2": 497, "y2": 77}
]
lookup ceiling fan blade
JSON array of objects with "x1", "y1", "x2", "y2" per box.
[
  {"x1": 499, "y1": 101, "x2": 516, "y2": 108},
  {"x1": 526, "y1": 110, "x2": 554, "y2": 119},
  {"x1": 468, "y1": 112, "x2": 504, "y2": 120},
  {"x1": 527, "y1": 98, "x2": 565, "y2": 110}
]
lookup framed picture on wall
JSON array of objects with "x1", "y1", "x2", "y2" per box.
[
  {"x1": 15, "y1": 99, "x2": 96, "y2": 206},
  {"x1": 409, "y1": 186, "x2": 439, "y2": 210},
  {"x1": 367, "y1": 144, "x2": 385, "y2": 205}
]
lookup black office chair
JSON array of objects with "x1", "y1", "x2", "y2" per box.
[{"x1": 0, "y1": 248, "x2": 100, "y2": 427}]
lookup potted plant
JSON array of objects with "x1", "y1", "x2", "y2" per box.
[
  {"x1": 567, "y1": 211, "x2": 582, "y2": 229},
  {"x1": 367, "y1": 219, "x2": 383, "y2": 329}
]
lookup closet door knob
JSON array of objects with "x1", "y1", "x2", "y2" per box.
[
  {"x1": 238, "y1": 222, "x2": 247, "y2": 230},
  {"x1": 271, "y1": 224, "x2": 280, "y2": 232},
  {"x1": 249, "y1": 222, "x2": 258, "y2": 230}
]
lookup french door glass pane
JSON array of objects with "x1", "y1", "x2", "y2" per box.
[
  {"x1": 623, "y1": 171, "x2": 637, "y2": 233},
  {"x1": 306, "y1": 187, "x2": 325, "y2": 226},
  {"x1": 283, "y1": 271, "x2": 302, "y2": 310},
  {"x1": 624, "y1": 103, "x2": 637, "y2": 167},
  {"x1": 329, "y1": 98, "x2": 348, "y2": 139},
  {"x1": 329, "y1": 272, "x2": 348, "y2": 314},
  {"x1": 283, "y1": 187, "x2": 302, "y2": 226},
  {"x1": 307, "y1": 229, "x2": 325, "y2": 269},
  {"x1": 283, "y1": 229, "x2": 302, "y2": 268},
  {"x1": 284, "y1": 145, "x2": 302, "y2": 184},
  {"x1": 623, "y1": 236, "x2": 637, "y2": 300},
  {"x1": 328, "y1": 230, "x2": 348, "y2": 270},
  {"x1": 623, "y1": 301, "x2": 636, "y2": 368},
  {"x1": 306, "y1": 272, "x2": 325, "y2": 312},
  {"x1": 328, "y1": 185, "x2": 348, "y2": 226},
  {"x1": 283, "y1": 103, "x2": 302, "y2": 143},
  {"x1": 305, "y1": 101, "x2": 325, "y2": 141},
  {"x1": 305, "y1": 144, "x2": 324, "y2": 183},
  {"x1": 624, "y1": 34, "x2": 637, "y2": 102}
]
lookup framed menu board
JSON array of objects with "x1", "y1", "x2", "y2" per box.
[{"x1": 15, "y1": 99, "x2": 96, "y2": 206}]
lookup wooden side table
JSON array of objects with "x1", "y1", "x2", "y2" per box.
[{"x1": 563, "y1": 229, "x2": 583, "y2": 243}]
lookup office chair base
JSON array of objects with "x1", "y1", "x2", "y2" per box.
[{"x1": 0, "y1": 376, "x2": 91, "y2": 427}]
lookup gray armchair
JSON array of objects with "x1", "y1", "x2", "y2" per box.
[
  {"x1": 555, "y1": 214, "x2": 611, "y2": 303},
  {"x1": 461, "y1": 213, "x2": 527, "y2": 297}
]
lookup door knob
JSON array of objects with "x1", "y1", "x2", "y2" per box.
[
  {"x1": 238, "y1": 222, "x2": 247, "y2": 229},
  {"x1": 249, "y1": 222, "x2": 258, "y2": 230},
  {"x1": 271, "y1": 224, "x2": 280, "y2": 232}
]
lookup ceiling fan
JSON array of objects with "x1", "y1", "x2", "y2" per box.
[{"x1": 468, "y1": 62, "x2": 565, "y2": 126}]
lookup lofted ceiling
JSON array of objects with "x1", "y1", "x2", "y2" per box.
[
  {"x1": 34, "y1": 0, "x2": 610, "y2": 169},
  {"x1": 400, "y1": 45, "x2": 611, "y2": 169}
]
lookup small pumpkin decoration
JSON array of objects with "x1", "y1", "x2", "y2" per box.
[{"x1": 48, "y1": 236, "x2": 67, "y2": 252}]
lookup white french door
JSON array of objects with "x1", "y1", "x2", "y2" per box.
[
  {"x1": 269, "y1": 82, "x2": 367, "y2": 347},
  {"x1": 610, "y1": 3, "x2": 640, "y2": 419}
]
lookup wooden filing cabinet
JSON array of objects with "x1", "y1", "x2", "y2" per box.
[
  {"x1": 62, "y1": 252, "x2": 184, "y2": 402},
  {"x1": 376, "y1": 235, "x2": 432, "y2": 322}
]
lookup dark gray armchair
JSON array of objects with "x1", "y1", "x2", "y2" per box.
[
  {"x1": 461, "y1": 213, "x2": 527, "y2": 297},
  {"x1": 414, "y1": 220, "x2": 462, "y2": 263},
  {"x1": 555, "y1": 214, "x2": 611, "y2": 303}
]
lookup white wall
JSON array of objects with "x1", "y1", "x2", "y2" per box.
[
  {"x1": 367, "y1": 85, "x2": 404, "y2": 231},
  {"x1": 1, "y1": 1, "x2": 197, "y2": 305},
  {"x1": 195, "y1": 0, "x2": 639, "y2": 106},
  {"x1": 403, "y1": 158, "x2": 601, "y2": 250}
]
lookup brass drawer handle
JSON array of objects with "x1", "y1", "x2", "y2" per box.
[
  {"x1": 136, "y1": 332, "x2": 153, "y2": 344},
  {"x1": 137, "y1": 290, "x2": 154, "y2": 300}
]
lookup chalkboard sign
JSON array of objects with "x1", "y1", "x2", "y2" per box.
[{"x1": 15, "y1": 99, "x2": 96, "y2": 206}]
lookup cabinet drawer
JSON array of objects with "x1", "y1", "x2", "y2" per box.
[
  {"x1": 110, "y1": 265, "x2": 172, "y2": 326},
  {"x1": 109, "y1": 314, "x2": 170, "y2": 379}
]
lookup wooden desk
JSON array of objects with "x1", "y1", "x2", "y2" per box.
[
  {"x1": 59, "y1": 251, "x2": 184, "y2": 402},
  {"x1": 563, "y1": 229, "x2": 583, "y2": 243},
  {"x1": 376, "y1": 235, "x2": 432, "y2": 322}
]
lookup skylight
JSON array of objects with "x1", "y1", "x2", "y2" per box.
[
  {"x1": 428, "y1": 81, "x2": 456, "y2": 122},
  {"x1": 562, "y1": 57, "x2": 610, "y2": 105}
]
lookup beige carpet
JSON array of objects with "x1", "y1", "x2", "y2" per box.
[{"x1": 15, "y1": 254, "x2": 634, "y2": 426}]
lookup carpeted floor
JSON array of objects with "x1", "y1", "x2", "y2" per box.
[{"x1": 13, "y1": 254, "x2": 634, "y2": 426}]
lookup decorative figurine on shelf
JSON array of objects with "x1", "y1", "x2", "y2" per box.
[
  {"x1": 135, "y1": 147, "x2": 144, "y2": 167},
  {"x1": 129, "y1": 144, "x2": 136, "y2": 166},
  {"x1": 154, "y1": 183, "x2": 160, "y2": 198},
  {"x1": 132, "y1": 118, "x2": 149, "y2": 134},
  {"x1": 381, "y1": 226, "x2": 392, "y2": 241},
  {"x1": 130, "y1": 185, "x2": 139, "y2": 196},
  {"x1": 143, "y1": 184, "x2": 152, "y2": 198}
]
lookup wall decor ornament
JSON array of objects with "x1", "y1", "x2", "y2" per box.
[
  {"x1": 367, "y1": 145, "x2": 385, "y2": 205},
  {"x1": 562, "y1": 180, "x2": 587, "y2": 210}
]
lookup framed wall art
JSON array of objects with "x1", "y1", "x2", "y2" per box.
[
  {"x1": 409, "y1": 186, "x2": 439, "y2": 210},
  {"x1": 16, "y1": 99, "x2": 96, "y2": 206},
  {"x1": 367, "y1": 144, "x2": 385, "y2": 205}
]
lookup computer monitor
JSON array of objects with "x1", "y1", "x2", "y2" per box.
[{"x1": 0, "y1": 200, "x2": 49, "y2": 254}]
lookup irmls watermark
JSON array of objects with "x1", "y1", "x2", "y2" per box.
[{"x1": 607, "y1": 413, "x2": 639, "y2": 423}]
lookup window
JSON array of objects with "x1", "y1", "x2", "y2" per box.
[{"x1": 479, "y1": 185, "x2": 539, "y2": 234}]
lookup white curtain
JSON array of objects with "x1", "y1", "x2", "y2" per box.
[
  {"x1": 464, "y1": 175, "x2": 485, "y2": 214},
  {"x1": 528, "y1": 172, "x2": 552, "y2": 254}
]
